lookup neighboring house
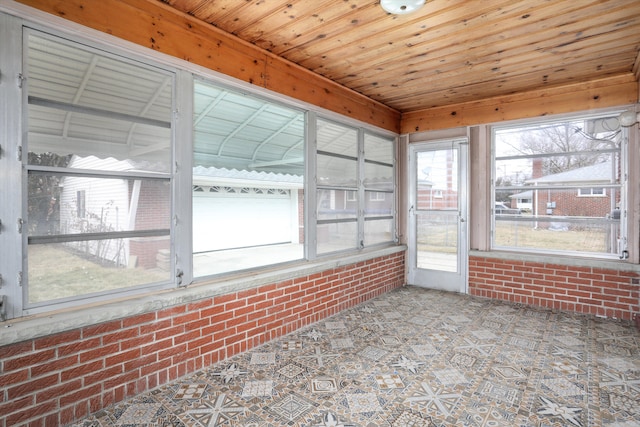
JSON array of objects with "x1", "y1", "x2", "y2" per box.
[
  {"x1": 60, "y1": 156, "x2": 170, "y2": 269},
  {"x1": 509, "y1": 190, "x2": 533, "y2": 212},
  {"x1": 524, "y1": 160, "x2": 618, "y2": 219}
]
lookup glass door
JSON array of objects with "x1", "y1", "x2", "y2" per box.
[{"x1": 408, "y1": 139, "x2": 468, "y2": 292}]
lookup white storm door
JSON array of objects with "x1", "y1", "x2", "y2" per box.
[{"x1": 408, "y1": 139, "x2": 468, "y2": 293}]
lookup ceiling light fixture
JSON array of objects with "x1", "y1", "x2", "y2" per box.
[
  {"x1": 380, "y1": 0, "x2": 426, "y2": 15},
  {"x1": 618, "y1": 110, "x2": 639, "y2": 127}
]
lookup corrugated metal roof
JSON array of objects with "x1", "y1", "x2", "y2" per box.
[
  {"x1": 27, "y1": 32, "x2": 392, "y2": 180},
  {"x1": 526, "y1": 161, "x2": 615, "y2": 184},
  {"x1": 193, "y1": 166, "x2": 303, "y2": 189}
]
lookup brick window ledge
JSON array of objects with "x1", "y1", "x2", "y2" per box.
[{"x1": 0, "y1": 245, "x2": 407, "y2": 347}]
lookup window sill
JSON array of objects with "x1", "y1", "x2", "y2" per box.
[
  {"x1": 470, "y1": 249, "x2": 640, "y2": 272},
  {"x1": 0, "y1": 245, "x2": 406, "y2": 347}
]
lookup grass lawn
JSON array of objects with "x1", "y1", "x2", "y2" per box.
[
  {"x1": 494, "y1": 221, "x2": 611, "y2": 253},
  {"x1": 28, "y1": 245, "x2": 169, "y2": 303}
]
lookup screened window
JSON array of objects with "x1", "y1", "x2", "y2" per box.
[
  {"x1": 492, "y1": 114, "x2": 626, "y2": 257},
  {"x1": 1, "y1": 15, "x2": 398, "y2": 320},
  {"x1": 25, "y1": 31, "x2": 174, "y2": 307},
  {"x1": 363, "y1": 132, "x2": 395, "y2": 246},
  {"x1": 192, "y1": 79, "x2": 305, "y2": 277},
  {"x1": 316, "y1": 120, "x2": 395, "y2": 254}
]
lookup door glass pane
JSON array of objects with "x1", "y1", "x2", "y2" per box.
[
  {"x1": 414, "y1": 146, "x2": 460, "y2": 274},
  {"x1": 416, "y1": 212, "x2": 458, "y2": 272},
  {"x1": 416, "y1": 149, "x2": 458, "y2": 210}
]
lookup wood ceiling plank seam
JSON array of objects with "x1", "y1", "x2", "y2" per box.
[
  {"x1": 330, "y1": 4, "x2": 640, "y2": 87},
  {"x1": 393, "y1": 70, "x2": 637, "y2": 112},
  {"x1": 340, "y1": 22, "x2": 640, "y2": 97},
  {"x1": 327, "y1": 2, "x2": 636, "y2": 77},
  {"x1": 270, "y1": 7, "x2": 399, "y2": 64},
  {"x1": 228, "y1": 0, "x2": 343, "y2": 50},
  {"x1": 291, "y1": 0, "x2": 588, "y2": 71},
  {"x1": 186, "y1": 0, "x2": 260, "y2": 31},
  {"x1": 383, "y1": 67, "x2": 635, "y2": 112},
  {"x1": 260, "y1": 3, "x2": 398, "y2": 57},
  {"x1": 355, "y1": 38, "x2": 640, "y2": 97},
  {"x1": 257, "y1": 3, "x2": 384, "y2": 56},
  {"x1": 383, "y1": 67, "x2": 635, "y2": 110},
  {"x1": 377, "y1": 36, "x2": 640, "y2": 94},
  {"x1": 278, "y1": 0, "x2": 509, "y2": 63},
  {"x1": 266, "y1": 0, "x2": 466, "y2": 58}
]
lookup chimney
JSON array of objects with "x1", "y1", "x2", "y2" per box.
[{"x1": 532, "y1": 158, "x2": 544, "y2": 179}]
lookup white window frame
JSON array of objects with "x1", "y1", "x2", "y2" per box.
[
  {"x1": 577, "y1": 187, "x2": 606, "y2": 197},
  {"x1": 369, "y1": 192, "x2": 386, "y2": 201},
  {"x1": 0, "y1": 10, "x2": 399, "y2": 321},
  {"x1": 491, "y1": 112, "x2": 629, "y2": 260}
]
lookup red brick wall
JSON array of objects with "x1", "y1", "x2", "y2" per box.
[
  {"x1": 129, "y1": 180, "x2": 171, "y2": 268},
  {"x1": 0, "y1": 251, "x2": 404, "y2": 427},
  {"x1": 535, "y1": 188, "x2": 613, "y2": 220},
  {"x1": 469, "y1": 255, "x2": 639, "y2": 320}
]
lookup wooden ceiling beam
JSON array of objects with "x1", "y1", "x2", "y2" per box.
[{"x1": 401, "y1": 74, "x2": 638, "y2": 133}]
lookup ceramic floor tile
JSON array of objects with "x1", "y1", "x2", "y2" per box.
[{"x1": 72, "y1": 286, "x2": 640, "y2": 427}]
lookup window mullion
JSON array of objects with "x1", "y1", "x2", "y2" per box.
[
  {"x1": 173, "y1": 70, "x2": 193, "y2": 287},
  {"x1": 357, "y1": 129, "x2": 365, "y2": 249},
  {"x1": 0, "y1": 14, "x2": 24, "y2": 320}
]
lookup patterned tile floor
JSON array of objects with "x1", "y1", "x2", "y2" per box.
[{"x1": 73, "y1": 286, "x2": 640, "y2": 427}]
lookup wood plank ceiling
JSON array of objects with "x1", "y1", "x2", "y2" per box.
[{"x1": 159, "y1": 0, "x2": 640, "y2": 114}]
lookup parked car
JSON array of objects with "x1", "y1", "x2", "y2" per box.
[{"x1": 495, "y1": 202, "x2": 521, "y2": 215}]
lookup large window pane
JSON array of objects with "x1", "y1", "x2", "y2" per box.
[
  {"x1": 493, "y1": 115, "x2": 624, "y2": 257},
  {"x1": 26, "y1": 31, "x2": 174, "y2": 307},
  {"x1": 193, "y1": 80, "x2": 305, "y2": 277}
]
